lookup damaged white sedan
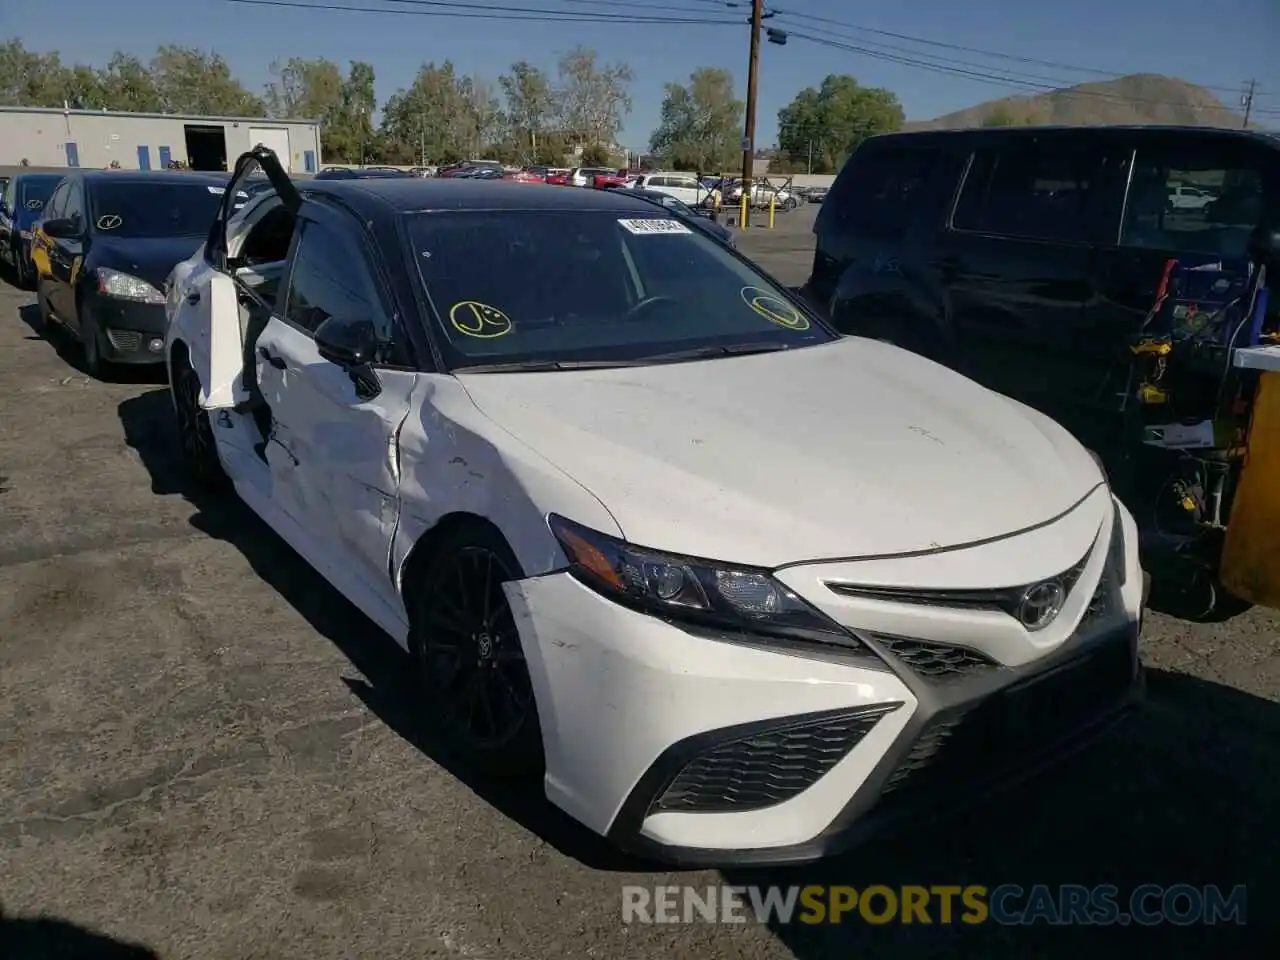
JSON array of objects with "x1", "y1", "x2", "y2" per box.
[{"x1": 164, "y1": 147, "x2": 1145, "y2": 866}]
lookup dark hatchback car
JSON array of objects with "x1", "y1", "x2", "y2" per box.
[
  {"x1": 32, "y1": 170, "x2": 238, "y2": 374},
  {"x1": 1, "y1": 171, "x2": 65, "y2": 287},
  {"x1": 808, "y1": 125, "x2": 1280, "y2": 448}
]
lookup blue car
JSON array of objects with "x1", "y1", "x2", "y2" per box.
[{"x1": 1, "y1": 172, "x2": 65, "y2": 288}]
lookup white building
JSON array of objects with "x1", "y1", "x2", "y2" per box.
[{"x1": 0, "y1": 106, "x2": 322, "y2": 173}]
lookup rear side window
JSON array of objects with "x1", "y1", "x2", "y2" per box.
[
  {"x1": 953, "y1": 140, "x2": 1109, "y2": 243},
  {"x1": 820, "y1": 145, "x2": 940, "y2": 241},
  {"x1": 1120, "y1": 140, "x2": 1275, "y2": 260}
]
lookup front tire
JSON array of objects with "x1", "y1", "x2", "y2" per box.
[
  {"x1": 172, "y1": 352, "x2": 228, "y2": 490},
  {"x1": 79, "y1": 301, "x2": 105, "y2": 378},
  {"x1": 409, "y1": 522, "x2": 544, "y2": 777}
]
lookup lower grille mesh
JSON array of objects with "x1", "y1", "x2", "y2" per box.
[
  {"x1": 654, "y1": 705, "x2": 901, "y2": 814},
  {"x1": 874, "y1": 633, "x2": 1135, "y2": 804}
]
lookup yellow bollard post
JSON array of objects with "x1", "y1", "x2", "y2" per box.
[
  {"x1": 768, "y1": 191, "x2": 776, "y2": 229},
  {"x1": 739, "y1": 193, "x2": 749, "y2": 230}
]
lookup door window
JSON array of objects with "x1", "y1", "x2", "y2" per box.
[
  {"x1": 953, "y1": 141, "x2": 1108, "y2": 243},
  {"x1": 283, "y1": 218, "x2": 389, "y2": 340},
  {"x1": 1120, "y1": 143, "x2": 1271, "y2": 259},
  {"x1": 43, "y1": 182, "x2": 68, "y2": 220},
  {"x1": 62, "y1": 183, "x2": 83, "y2": 228}
]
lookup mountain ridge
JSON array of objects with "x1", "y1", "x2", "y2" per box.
[{"x1": 906, "y1": 74, "x2": 1251, "y2": 131}]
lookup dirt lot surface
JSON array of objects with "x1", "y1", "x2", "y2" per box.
[{"x1": 0, "y1": 206, "x2": 1273, "y2": 958}]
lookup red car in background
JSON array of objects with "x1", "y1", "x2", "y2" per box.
[
  {"x1": 504, "y1": 170, "x2": 545, "y2": 184},
  {"x1": 592, "y1": 170, "x2": 634, "y2": 189}
]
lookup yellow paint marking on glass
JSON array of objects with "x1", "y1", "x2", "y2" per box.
[
  {"x1": 449, "y1": 301, "x2": 513, "y2": 339},
  {"x1": 69, "y1": 256, "x2": 82, "y2": 285},
  {"x1": 739, "y1": 285, "x2": 809, "y2": 331}
]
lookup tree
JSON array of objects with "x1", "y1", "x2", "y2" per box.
[
  {"x1": 0, "y1": 39, "x2": 73, "y2": 107},
  {"x1": 379, "y1": 61, "x2": 475, "y2": 165},
  {"x1": 151, "y1": 45, "x2": 266, "y2": 116},
  {"x1": 776, "y1": 75, "x2": 903, "y2": 173},
  {"x1": 460, "y1": 75, "x2": 504, "y2": 158},
  {"x1": 264, "y1": 56, "x2": 343, "y2": 121},
  {"x1": 981, "y1": 104, "x2": 1040, "y2": 126},
  {"x1": 555, "y1": 46, "x2": 632, "y2": 153},
  {"x1": 499, "y1": 61, "x2": 559, "y2": 163},
  {"x1": 100, "y1": 53, "x2": 162, "y2": 112},
  {"x1": 648, "y1": 67, "x2": 742, "y2": 172}
]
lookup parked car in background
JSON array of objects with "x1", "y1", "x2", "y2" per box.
[
  {"x1": 504, "y1": 170, "x2": 546, "y2": 184},
  {"x1": 567, "y1": 166, "x2": 618, "y2": 187},
  {"x1": 545, "y1": 168, "x2": 570, "y2": 185},
  {"x1": 1166, "y1": 184, "x2": 1213, "y2": 211},
  {"x1": 30, "y1": 170, "x2": 239, "y2": 375},
  {"x1": 164, "y1": 145, "x2": 1144, "y2": 867},
  {"x1": 438, "y1": 160, "x2": 504, "y2": 179},
  {"x1": 628, "y1": 172, "x2": 707, "y2": 207},
  {"x1": 0, "y1": 171, "x2": 65, "y2": 288},
  {"x1": 728, "y1": 180, "x2": 797, "y2": 210},
  {"x1": 804, "y1": 184, "x2": 829, "y2": 203}
]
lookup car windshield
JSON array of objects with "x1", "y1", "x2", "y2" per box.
[
  {"x1": 89, "y1": 181, "x2": 227, "y2": 237},
  {"x1": 408, "y1": 209, "x2": 832, "y2": 369},
  {"x1": 18, "y1": 175, "x2": 62, "y2": 212}
]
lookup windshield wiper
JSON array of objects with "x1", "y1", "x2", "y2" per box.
[
  {"x1": 455, "y1": 342, "x2": 794, "y2": 374},
  {"x1": 455, "y1": 359, "x2": 657, "y2": 373}
]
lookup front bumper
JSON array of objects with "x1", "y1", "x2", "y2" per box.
[
  {"x1": 89, "y1": 294, "x2": 168, "y2": 364},
  {"x1": 504, "y1": 493, "x2": 1145, "y2": 866}
]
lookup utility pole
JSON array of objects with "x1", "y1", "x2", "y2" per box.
[
  {"x1": 1242, "y1": 79, "x2": 1256, "y2": 129},
  {"x1": 740, "y1": 0, "x2": 764, "y2": 228}
]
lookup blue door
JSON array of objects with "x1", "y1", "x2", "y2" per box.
[
  {"x1": 137, "y1": 145, "x2": 151, "y2": 171},
  {"x1": 65, "y1": 142, "x2": 80, "y2": 167},
  {"x1": 158, "y1": 145, "x2": 171, "y2": 168},
  {"x1": 304, "y1": 150, "x2": 316, "y2": 173}
]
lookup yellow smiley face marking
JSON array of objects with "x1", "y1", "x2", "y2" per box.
[
  {"x1": 449, "y1": 301, "x2": 513, "y2": 339},
  {"x1": 740, "y1": 286, "x2": 810, "y2": 330}
]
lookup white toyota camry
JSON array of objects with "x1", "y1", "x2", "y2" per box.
[{"x1": 165, "y1": 148, "x2": 1145, "y2": 866}]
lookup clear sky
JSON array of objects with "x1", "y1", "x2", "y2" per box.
[{"x1": 7, "y1": 0, "x2": 1279, "y2": 150}]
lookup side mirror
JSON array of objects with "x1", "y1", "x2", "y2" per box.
[
  {"x1": 42, "y1": 217, "x2": 80, "y2": 239},
  {"x1": 315, "y1": 315, "x2": 378, "y2": 369}
]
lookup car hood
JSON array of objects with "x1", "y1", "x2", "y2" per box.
[
  {"x1": 457, "y1": 338, "x2": 1104, "y2": 568},
  {"x1": 93, "y1": 235, "x2": 206, "y2": 288}
]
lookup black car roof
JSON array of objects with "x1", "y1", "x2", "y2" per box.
[{"x1": 301, "y1": 177, "x2": 680, "y2": 218}]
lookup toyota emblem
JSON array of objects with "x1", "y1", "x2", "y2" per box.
[{"x1": 1017, "y1": 580, "x2": 1065, "y2": 630}]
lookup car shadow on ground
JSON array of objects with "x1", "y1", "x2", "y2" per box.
[
  {"x1": 722, "y1": 668, "x2": 1274, "y2": 956},
  {"x1": 0, "y1": 908, "x2": 159, "y2": 959},
  {"x1": 16, "y1": 302, "x2": 166, "y2": 386},
  {"x1": 117, "y1": 387, "x2": 645, "y2": 874}
]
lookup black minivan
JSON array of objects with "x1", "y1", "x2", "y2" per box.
[{"x1": 807, "y1": 126, "x2": 1279, "y2": 450}]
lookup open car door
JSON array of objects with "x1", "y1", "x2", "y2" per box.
[{"x1": 192, "y1": 146, "x2": 300, "y2": 410}]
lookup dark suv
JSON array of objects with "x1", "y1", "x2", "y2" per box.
[{"x1": 807, "y1": 125, "x2": 1279, "y2": 449}]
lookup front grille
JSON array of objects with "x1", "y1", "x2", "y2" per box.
[
  {"x1": 653, "y1": 705, "x2": 901, "y2": 814},
  {"x1": 872, "y1": 635, "x2": 999, "y2": 681},
  {"x1": 873, "y1": 632, "x2": 1135, "y2": 804},
  {"x1": 106, "y1": 329, "x2": 142, "y2": 352}
]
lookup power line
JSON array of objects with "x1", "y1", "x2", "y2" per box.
[
  {"x1": 222, "y1": 0, "x2": 740, "y2": 23},
  {"x1": 771, "y1": 7, "x2": 1271, "y2": 100}
]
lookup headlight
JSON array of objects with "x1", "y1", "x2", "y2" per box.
[
  {"x1": 549, "y1": 514, "x2": 867, "y2": 651},
  {"x1": 96, "y1": 267, "x2": 166, "y2": 304}
]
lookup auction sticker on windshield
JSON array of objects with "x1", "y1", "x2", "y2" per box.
[{"x1": 617, "y1": 218, "x2": 692, "y2": 235}]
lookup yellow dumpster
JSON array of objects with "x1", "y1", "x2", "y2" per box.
[{"x1": 1221, "y1": 361, "x2": 1280, "y2": 605}]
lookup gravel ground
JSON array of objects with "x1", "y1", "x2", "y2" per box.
[{"x1": 0, "y1": 206, "x2": 1274, "y2": 958}]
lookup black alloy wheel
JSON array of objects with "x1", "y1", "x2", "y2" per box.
[
  {"x1": 412, "y1": 524, "x2": 543, "y2": 776},
  {"x1": 173, "y1": 355, "x2": 228, "y2": 490}
]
